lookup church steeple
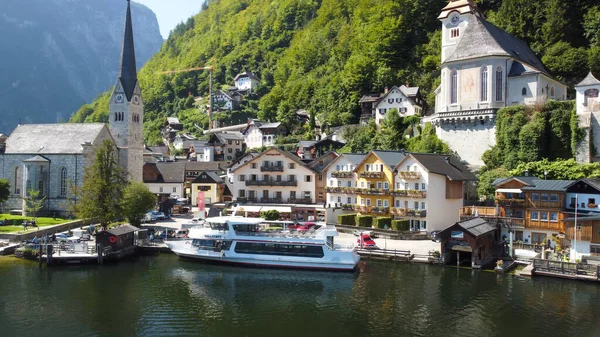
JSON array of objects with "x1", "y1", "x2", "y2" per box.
[{"x1": 118, "y1": 0, "x2": 138, "y2": 102}]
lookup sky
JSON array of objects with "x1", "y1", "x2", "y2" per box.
[{"x1": 135, "y1": 0, "x2": 204, "y2": 38}]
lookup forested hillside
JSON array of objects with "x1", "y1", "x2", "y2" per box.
[
  {"x1": 71, "y1": 0, "x2": 600, "y2": 145},
  {"x1": 0, "y1": 0, "x2": 163, "y2": 134}
]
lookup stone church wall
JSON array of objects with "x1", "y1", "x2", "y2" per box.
[{"x1": 435, "y1": 119, "x2": 496, "y2": 167}]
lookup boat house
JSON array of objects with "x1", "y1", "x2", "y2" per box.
[
  {"x1": 439, "y1": 217, "x2": 499, "y2": 268},
  {"x1": 96, "y1": 224, "x2": 140, "y2": 259}
]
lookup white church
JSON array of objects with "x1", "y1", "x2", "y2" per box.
[
  {"x1": 0, "y1": 0, "x2": 144, "y2": 216},
  {"x1": 429, "y1": 0, "x2": 567, "y2": 167}
]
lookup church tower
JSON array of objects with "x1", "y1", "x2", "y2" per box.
[
  {"x1": 438, "y1": 0, "x2": 478, "y2": 63},
  {"x1": 109, "y1": 0, "x2": 143, "y2": 182}
]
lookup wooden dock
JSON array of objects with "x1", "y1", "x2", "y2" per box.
[
  {"x1": 532, "y1": 259, "x2": 600, "y2": 282},
  {"x1": 357, "y1": 248, "x2": 441, "y2": 264}
]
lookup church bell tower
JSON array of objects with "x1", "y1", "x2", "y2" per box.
[
  {"x1": 438, "y1": 0, "x2": 478, "y2": 63},
  {"x1": 109, "y1": 0, "x2": 143, "y2": 182}
]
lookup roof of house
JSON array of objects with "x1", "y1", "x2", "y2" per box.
[
  {"x1": 298, "y1": 140, "x2": 318, "y2": 148},
  {"x1": 508, "y1": 61, "x2": 541, "y2": 77},
  {"x1": 234, "y1": 71, "x2": 259, "y2": 81},
  {"x1": 494, "y1": 176, "x2": 574, "y2": 191},
  {"x1": 447, "y1": 217, "x2": 496, "y2": 238},
  {"x1": 155, "y1": 162, "x2": 186, "y2": 183},
  {"x1": 214, "y1": 89, "x2": 234, "y2": 101},
  {"x1": 117, "y1": 0, "x2": 138, "y2": 102},
  {"x1": 4, "y1": 123, "x2": 108, "y2": 154},
  {"x1": 566, "y1": 178, "x2": 600, "y2": 193},
  {"x1": 229, "y1": 152, "x2": 261, "y2": 171},
  {"x1": 359, "y1": 94, "x2": 382, "y2": 103},
  {"x1": 307, "y1": 151, "x2": 340, "y2": 172},
  {"x1": 576, "y1": 72, "x2": 600, "y2": 87},
  {"x1": 185, "y1": 161, "x2": 227, "y2": 172},
  {"x1": 191, "y1": 171, "x2": 224, "y2": 184},
  {"x1": 145, "y1": 146, "x2": 169, "y2": 156},
  {"x1": 359, "y1": 85, "x2": 420, "y2": 106},
  {"x1": 107, "y1": 224, "x2": 139, "y2": 236},
  {"x1": 321, "y1": 153, "x2": 366, "y2": 173},
  {"x1": 444, "y1": 15, "x2": 549, "y2": 76},
  {"x1": 259, "y1": 122, "x2": 282, "y2": 129},
  {"x1": 216, "y1": 132, "x2": 245, "y2": 141},
  {"x1": 372, "y1": 150, "x2": 407, "y2": 169},
  {"x1": 166, "y1": 117, "x2": 181, "y2": 125},
  {"x1": 407, "y1": 153, "x2": 476, "y2": 181},
  {"x1": 183, "y1": 140, "x2": 209, "y2": 149},
  {"x1": 493, "y1": 176, "x2": 537, "y2": 186},
  {"x1": 231, "y1": 147, "x2": 315, "y2": 173}
]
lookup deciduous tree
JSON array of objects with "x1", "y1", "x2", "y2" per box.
[{"x1": 123, "y1": 182, "x2": 157, "y2": 227}]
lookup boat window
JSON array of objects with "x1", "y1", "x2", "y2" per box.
[
  {"x1": 232, "y1": 224, "x2": 260, "y2": 233},
  {"x1": 208, "y1": 222, "x2": 229, "y2": 231},
  {"x1": 326, "y1": 236, "x2": 334, "y2": 250},
  {"x1": 234, "y1": 242, "x2": 324, "y2": 258}
]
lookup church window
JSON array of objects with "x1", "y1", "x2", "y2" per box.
[
  {"x1": 26, "y1": 180, "x2": 31, "y2": 195},
  {"x1": 38, "y1": 181, "x2": 43, "y2": 195},
  {"x1": 480, "y1": 67, "x2": 488, "y2": 101},
  {"x1": 550, "y1": 87, "x2": 555, "y2": 97},
  {"x1": 450, "y1": 70, "x2": 458, "y2": 104},
  {"x1": 450, "y1": 28, "x2": 460, "y2": 38},
  {"x1": 522, "y1": 87, "x2": 527, "y2": 96},
  {"x1": 495, "y1": 67, "x2": 503, "y2": 101},
  {"x1": 13, "y1": 167, "x2": 20, "y2": 194},
  {"x1": 584, "y1": 89, "x2": 599, "y2": 106},
  {"x1": 60, "y1": 167, "x2": 67, "y2": 196}
]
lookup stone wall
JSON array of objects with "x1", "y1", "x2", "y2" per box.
[
  {"x1": 435, "y1": 118, "x2": 496, "y2": 167},
  {"x1": 0, "y1": 219, "x2": 93, "y2": 243}
]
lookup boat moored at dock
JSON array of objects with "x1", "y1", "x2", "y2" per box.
[{"x1": 165, "y1": 216, "x2": 359, "y2": 271}]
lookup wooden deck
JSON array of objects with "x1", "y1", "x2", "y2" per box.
[
  {"x1": 533, "y1": 259, "x2": 600, "y2": 282},
  {"x1": 357, "y1": 248, "x2": 441, "y2": 264}
]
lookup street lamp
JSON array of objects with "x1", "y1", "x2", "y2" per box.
[{"x1": 544, "y1": 170, "x2": 548, "y2": 180}]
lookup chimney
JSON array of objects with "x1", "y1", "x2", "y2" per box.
[
  {"x1": 384, "y1": 86, "x2": 389, "y2": 94},
  {"x1": 405, "y1": 82, "x2": 410, "y2": 87}
]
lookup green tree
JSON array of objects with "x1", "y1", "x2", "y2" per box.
[
  {"x1": 23, "y1": 189, "x2": 46, "y2": 218},
  {"x1": 72, "y1": 140, "x2": 127, "y2": 229},
  {"x1": 405, "y1": 123, "x2": 451, "y2": 154},
  {"x1": 260, "y1": 210, "x2": 280, "y2": 221},
  {"x1": 122, "y1": 182, "x2": 157, "y2": 226},
  {"x1": 584, "y1": 6, "x2": 600, "y2": 47},
  {"x1": 477, "y1": 168, "x2": 510, "y2": 200},
  {"x1": 0, "y1": 179, "x2": 9, "y2": 207},
  {"x1": 379, "y1": 108, "x2": 404, "y2": 151}
]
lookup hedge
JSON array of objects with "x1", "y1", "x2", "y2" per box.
[
  {"x1": 374, "y1": 217, "x2": 392, "y2": 229},
  {"x1": 337, "y1": 214, "x2": 357, "y2": 226},
  {"x1": 392, "y1": 220, "x2": 410, "y2": 231},
  {"x1": 357, "y1": 215, "x2": 373, "y2": 227}
]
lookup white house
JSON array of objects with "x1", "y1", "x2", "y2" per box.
[
  {"x1": 393, "y1": 153, "x2": 475, "y2": 232},
  {"x1": 323, "y1": 153, "x2": 366, "y2": 207},
  {"x1": 213, "y1": 89, "x2": 239, "y2": 111},
  {"x1": 243, "y1": 121, "x2": 287, "y2": 149},
  {"x1": 373, "y1": 86, "x2": 424, "y2": 125},
  {"x1": 575, "y1": 72, "x2": 600, "y2": 163},
  {"x1": 229, "y1": 147, "x2": 317, "y2": 204},
  {"x1": 143, "y1": 162, "x2": 185, "y2": 198},
  {"x1": 430, "y1": 0, "x2": 567, "y2": 166},
  {"x1": 234, "y1": 71, "x2": 260, "y2": 93}
]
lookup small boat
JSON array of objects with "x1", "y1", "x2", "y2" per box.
[{"x1": 166, "y1": 216, "x2": 359, "y2": 271}]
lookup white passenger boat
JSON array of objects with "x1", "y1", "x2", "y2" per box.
[{"x1": 166, "y1": 216, "x2": 359, "y2": 271}]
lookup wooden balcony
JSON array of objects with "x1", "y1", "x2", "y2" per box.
[
  {"x1": 246, "y1": 180, "x2": 297, "y2": 187},
  {"x1": 497, "y1": 199, "x2": 525, "y2": 208},
  {"x1": 260, "y1": 165, "x2": 284, "y2": 172},
  {"x1": 397, "y1": 171, "x2": 420, "y2": 180},
  {"x1": 526, "y1": 221, "x2": 564, "y2": 232},
  {"x1": 331, "y1": 171, "x2": 354, "y2": 178},
  {"x1": 360, "y1": 171, "x2": 384, "y2": 179},
  {"x1": 460, "y1": 206, "x2": 497, "y2": 217}
]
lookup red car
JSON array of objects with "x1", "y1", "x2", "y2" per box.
[
  {"x1": 357, "y1": 233, "x2": 378, "y2": 249},
  {"x1": 289, "y1": 222, "x2": 317, "y2": 232}
]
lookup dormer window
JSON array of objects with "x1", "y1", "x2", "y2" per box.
[{"x1": 450, "y1": 28, "x2": 460, "y2": 38}]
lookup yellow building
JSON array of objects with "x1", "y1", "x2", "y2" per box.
[
  {"x1": 352, "y1": 150, "x2": 406, "y2": 214},
  {"x1": 190, "y1": 171, "x2": 227, "y2": 206}
]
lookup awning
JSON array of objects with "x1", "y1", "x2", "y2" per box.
[
  {"x1": 260, "y1": 206, "x2": 292, "y2": 213},
  {"x1": 496, "y1": 188, "x2": 522, "y2": 193},
  {"x1": 236, "y1": 205, "x2": 263, "y2": 213}
]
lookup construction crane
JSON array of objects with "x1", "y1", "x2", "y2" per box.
[{"x1": 156, "y1": 66, "x2": 215, "y2": 130}]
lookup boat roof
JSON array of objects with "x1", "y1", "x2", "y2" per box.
[{"x1": 206, "y1": 216, "x2": 265, "y2": 224}]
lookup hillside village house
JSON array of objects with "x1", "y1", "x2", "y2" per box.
[
  {"x1": 296, "y1": 138, "x2": 345, "y2": 160},
  {"x1": 324, "y1": 153, "x2": 366, "y2": 208},
  {"x1": 307, "y1": 151, "x2": 339, "y2": 205},
  {"x1": 429, "y1": 0, "x2": 567, "y2": 166},
  {"x1": 243, "y1": 121, "x2": 287, "y2": 149},
  {"x1": 234, "y1": 71, "x2": 260, "y2": 93},
  {"x1": 359, "y1": 85, "x2": 424, "y2": 124},
  {"x1": 207, "y1": 132, "x2": 245, "y2": 161},
  {"x1": 212, "y1": 89, "x2": 239, "y2": 111},
  {"x1": 575, "y1": 72, "x2": 600, "y2": 163},
  {"x1": 0, "y1": 1, "x2": 144, "y2": 215},
  {"x1": 229, "y1": 147, "x2": 317, "y2": 205},
  {"x1": 143, "y1": 162, "x2": 185, "y2": 200}
]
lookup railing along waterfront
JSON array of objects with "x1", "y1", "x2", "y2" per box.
[{"x1": 533, "y1": 258, "x2": 600, "y2": 280}]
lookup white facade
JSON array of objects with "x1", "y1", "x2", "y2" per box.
[
  {"x1": 324, "y1": 156, "x2": 359, "y2": 207},
  {"x1": 230, "y1": 148, "x2": 317, "y2": 203},
  {"x1": 146, "y1": 183, "x2": 183, "y2": 197},
  {"x1": 235, "y1": 76, "x2": 259, "y2": 92},
  {"x1": 394, "y1": 156, "x2": 463, "y2": 232},
  {"x1": 374, "y1": 87, "x2": 422, "y2": 125},
  {"x1": 244, "y1": 126, "x2": 278, "y2": 149},
  {"x1": 574, "y1": 73, "x2": 600, "y2": 163}
]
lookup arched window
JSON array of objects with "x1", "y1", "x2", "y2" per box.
[
  {"x1": 114, "y1": 113, "x2": 118, "y2": 121},
  {"x1": 495, "y1": 67, "x2": 503, "y2": 101},
  {"x1": 522, "y1": 87, "x2": 527, "y2": 96},
  {"x1": 60, "y1": 167, "x2": 67, "y2": 196},
  {"x1": 550, "y1": 87, "x2": 555, "y2": 97},
  {"x1": 450, "y1": 70, "x2": 458, "y2": 104},
  {"x1": 480, "y1": 67, "x2": 488, "y2": 101},
  {"x1": 13, "y1": 167, "x2": 20, "y2": 194}
]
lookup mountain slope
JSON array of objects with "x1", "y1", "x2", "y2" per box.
[
  {"x1": 72, "y1": 0, "x2": 600, "y2": 145},
  {"x1": 0, "y1": 0, "x2": 162, "y2": 133}
]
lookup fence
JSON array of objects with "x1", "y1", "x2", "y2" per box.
[{"x1": 533, "y1": 258, "x2": 600, "y2": 280}]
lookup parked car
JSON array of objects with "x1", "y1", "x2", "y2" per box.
[
  {"x1": 150, "y1": 211, "x2": 166, "y2": 221},
  {"x1": 357, "y1": 232, "x2": 378, "y2": 249},
  {"x1": 430, "y1": 230, "x2": 441, "y2": 243}
]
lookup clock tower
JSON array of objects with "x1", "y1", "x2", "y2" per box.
[
  {"x1": 438, "y1": 0, "x2": 479, "y2": 63},
  {"x1": 109, "y1": 0, "x2": 143, "y2": 182}
]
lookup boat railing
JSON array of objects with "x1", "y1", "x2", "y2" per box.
[
  {"x1": 235, "y1": 230, "x2": 320, "y2": 239},
  {"x1": 334, "y1": 244, "x2": 356, "y2": 251}
]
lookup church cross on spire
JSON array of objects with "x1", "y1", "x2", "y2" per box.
[{"x1": 118, "y1": 0, "x2": 138, "y2": 101}]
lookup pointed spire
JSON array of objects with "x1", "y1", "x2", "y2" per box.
[{"x1": 118, "y1": 0, "x2": 138, "y2": 101}]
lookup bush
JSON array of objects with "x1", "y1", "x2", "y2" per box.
[
  {"x1": 392, "y1": 220, "x2": 410, "y2": 231},
  {"x1": 337, "y1": 214, "x2": 357, "y2": 226},
  {"x1": 374, "y1": 217, "x2": 392, "y2": 229},
  {"x1": 357, "y1": 215, "x2": 373, "y2": 227},
  {"x1": 260, "y1": 210, "x2": 280, "y2": 221}
]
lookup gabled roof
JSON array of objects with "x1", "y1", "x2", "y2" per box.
[
  {"x1": 443, "y1": 217, "x2": 496, "y2": 238},
  {"x1": 400, "y1": 153, "x2": 476, "y2": 181},
  {"x1": 117, "y1": 0, "x2": 138, "y2": 102},
  {"x1": 214, "y1": 89, "x2": 234, "y2": 101},
  {"x1": 4, "y1": 124, "x2": 107, "y2": 154},
  {"x1": 185, "y1": 161, "x2": 227, "y2": 172},
  {"x1": 155, "y1": 163, "x2": 185, "y2": 183},
  {"x1": 217, "y1": 132, "x2": 244, "y2": 141},
  {"x1": 23, "y1": 155, "x2": 50, "y2": 162},
  {"x1": 307, "y1": 151, "x2": 340, "y2": 172},
  {"x1": 191, "y1": 171, "x2": 224, "y2": 184},
  {"x1": 359, "y1": 94, "x2": 382, "y2": 103},
  {"x1": 229, "y1": 152, "x2": 261, "y2": 171},
  {"x1": 321, "y1": 153, "x2": 366, "y2": 173},
  {"x1": 508, "y1": 61, "x2": 541, "y2": 77},
  {"x1": 234, "y1": 71, "x2": 259, "y2": 81},
  {"x1": 444, "y1": 16, "x2": 549, "y2": 76},
  {"x1": 493, "y1": 176, "x2": 537, "y2": 187},
  {"x1": 259, "y1": 122, "x2": 282, "y2": 129},
  {"x1": 566, "y1": 178, "x2": 600, "y2": 194},
  {"x1": 231, "y1": 147, "x2": 315, "y2": 173},
  {"x1": 107, "y1": 224, "x2": 139, "y2": 236},
  {"x1": 494, "y1": 176, "x2": 573, "y2": 191},
  {"x1": 353, "y1": 150, "x2": 407, "y2": 172},
  {"x1": 576, "y1": 72, "x2": 600, "y2": 87},
  {"x1": 376, "y1": 85, "x2": 421, "y2": 107},
  {"x1": 438, "y1": 0, "x2": 477, "y2": 19}
]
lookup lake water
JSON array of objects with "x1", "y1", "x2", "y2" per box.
[{"x1": 1, "y1": 254, "x2": 600, "y2": 337}]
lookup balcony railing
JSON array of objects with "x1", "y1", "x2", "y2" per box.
[
  {"x1": 236, "y1": 197, "x2": 258, "y2": 203},
  {"x1": 260, "y1": 165, "x2": 284, "y2": 172},
  {"x1": 360, "y1": 171, "x2": 384, "y2": 179},
  {"x1": 246, "y1": 180, "x2": 298, "y2": 187},
  {"x1": 260, "y1": 198, "x2": 284, "y2": 203},
  {"x1": 497, "y1": 199, "x2": 525, "y2": 207},
  {"x1": 391, "y1": 190, "x2": 427, "y2": 198},
  {"x1": 460, "y1": 206, "x2": 497, "y2": 217},
  {"x1": 324, "y1": 187, "x2": 392, "y2": 196},
  {"x1": 391, "y1": 208, "x2": 427, "y2": 217},
  {"x1": 397, "y1": 171, "x2": 420, "y2": 180},
  {"x1": 288, "y1": 198, "x2": 313, "y2": 204},
  {"x1": 331, "y1": 171, "x2": 354, "y2": 178}
]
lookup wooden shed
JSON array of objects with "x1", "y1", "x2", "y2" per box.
[
  {"x1": 439, "y1": 217, "x2": 500, "y2": 268},
  {"x1": 96, "y1": 224, "x2": 139, "y2": 259}
]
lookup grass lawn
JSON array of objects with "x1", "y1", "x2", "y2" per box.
[{"x1": 0, "y1": 214, "x2": 71, "y2": 234}]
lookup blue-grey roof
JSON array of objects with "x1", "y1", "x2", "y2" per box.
[
  {"x1": 4, "y1": 124, "x2": 107, "y2": 154},
  {"x1": 576, "y1": 72, "x2": 600, "y2": 87},
  {"x1": 455, "y1": 217, "x2": 496, "y2": 237},
  {"x1": 118, "y1": 0, "x2": 138, "y2": 102},
  {"x1": 410, "y1": 153, "x2": 476, "y2": 181},
  {"x1": 508, "y1": 61, "x2": 540, "y2": 77},
  {"x1": 343, "y1": 154, "x2": 367, "y2": 165},
  {"x1": 445, "y1": 16, "x2": 549, "y2": 76},
  {"x1": 521, "y1": 180, "x2": 574, "y2": 191},
  {"x1": 373, "y1": 150, "x2": 406, "y2": 169},
  {"x1": 493, "y1": 176, "x2": 537, "y2": 186}
]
